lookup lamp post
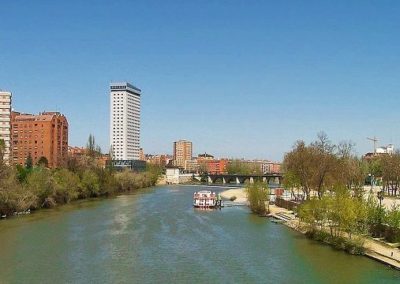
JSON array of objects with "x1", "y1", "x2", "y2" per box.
[{"x1": 368, "y1": 174, "x2": 373, "y2": 194}]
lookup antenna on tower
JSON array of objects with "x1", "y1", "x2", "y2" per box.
[{"x1": 367, "y1": 136, "x2": 378, "y2": 154}]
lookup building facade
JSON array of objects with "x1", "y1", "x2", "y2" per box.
[
  {"x1": 173, "y1": 140, "x2": 192, "y2": 168},
  {"x1": 146, "y1": 154, "x2": 170, "y2": 167},
  {"x1": 184, "y1": 159, "x2": 199, "y2": 172},
  {"x1": 205, "y1": 159, "x2": 228, "y2": 174},
  {"x1": 110, "y1": 82, "x2": 141, "y2": 160},
  {"x1": 11, "y1": 111, "x2": 68, "y2": 168},
  {"x1": 0, "y1": 91, "x2": 12, "y2": 164}
]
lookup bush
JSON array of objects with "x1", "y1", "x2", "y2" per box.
[
  {"x1": 0, "y1": 152, "x2": 161, "y2": 217},
  {"x1": 305, "y1": 229, "x2": 365, "y2": 255},
  {"x1": 247, "y1": 181, "x2": 270, "y2": 215}
]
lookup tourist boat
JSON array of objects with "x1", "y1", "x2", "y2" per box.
[{"x1": 193, "y1": 190, "x2": 223, "y2": 208}]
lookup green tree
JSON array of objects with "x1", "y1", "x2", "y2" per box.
[
  {"x1": 246, "y1": 181, "x2": 270, "y2": 215},
  {"x1": 25, "y1": 168, "x2": 55, "y2": 208},
  {"x1": 86, "y1": 134, "x2": 101, "y2": 158},
  {"x1": 79, "y1": 169, "x2": 100, "y2": 197},
  {"x1": 227, "y1": 160, "x2": 262, "y2": 175},
  {"x1": 52, "y1": 169, "x2": 80, "y2": 203},
  {"x1": 0, "y1": 139, "x2": 6, "y2": 164},
  {"x1": 37, "y1": 156, "x2": 49, "y2": 168},
  {"x1": 25, "y1": 153, "x2": 33, "y2": 169}
]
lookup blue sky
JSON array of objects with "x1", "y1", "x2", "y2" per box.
[{"x1": 1, "y1": 0, "x2": 399, "y2": 161}]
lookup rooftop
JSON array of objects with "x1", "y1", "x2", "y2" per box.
[{"x1": 110, "y1": 82, "x2": 141, "y2": 93}]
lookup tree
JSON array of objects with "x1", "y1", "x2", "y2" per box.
[
  {"x1": 283, "y1": 170, "x2": 302, "y2": 200},
  {"x1": 246, "y1": 181, "x2": 270, "y2": 215},
  {"x1": 0, "y1": 139, "x2": 6, "y2": 165},
  {"x1": 25, "y1": 153, "x2": 33, "y2": 169},
  {"x1": 25, "y1": 168, "x2": 55, "y2": 208},
  {"x1": 52, "y1": 169, "x2": 80, "y2": 203},
  {"x1": 86, "y1": 134, "x2": 101, "y2": 158},
  {"x1": 309, "y1": 132, "x2": 337, "y2": 199},
  {"x1": 283, "y1": 133, "x2": 363, "y2": 200},
  {"x1": 227, "y1": 160, "x2": 262, "y2": 175},
  {"x1": 381, "y1": 153, "x2": 400, "y2": 196},
  {"x1": 283, "y1": 140, "x2": 314, "y2": 199},
  {"x1": 79, "y1": 169, "x2": 100, "y2": 198},
  {"x1": 37, "y1": 156, "x2": 49, "y2": 168}
]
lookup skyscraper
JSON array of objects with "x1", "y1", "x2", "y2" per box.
[
  {"x1": 0, "y1": 91, "x2": 12, "y2": 164},
  {"x1": 173, "y1": 140, "x2": 193, "y2": 168},
  {"x1": 110, "y1": 82, "x2": 141, "y2": 160}
]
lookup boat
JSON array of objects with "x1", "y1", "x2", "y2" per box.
[{"x1": 193, "y1": 190, "x2": 223, "y2": 208}]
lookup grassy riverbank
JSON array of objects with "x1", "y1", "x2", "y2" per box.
[
  {"x1": 0, "y1": 157, "x2": 161, "y2": 217},
  {"x1": 220, "y1": 186, "x2": 400, "y2": 269}
]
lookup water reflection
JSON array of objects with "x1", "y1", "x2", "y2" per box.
[{"x1": 0, "y1": 185, "x2": 399, "y2": 283}]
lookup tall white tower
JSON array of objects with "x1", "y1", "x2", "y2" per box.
[
  {"x1": 0, "y1": 91, "x2": 11, "y2": 164},
  {"x1": 110, "y1": 82, "x2": 141, "y2": 160}
]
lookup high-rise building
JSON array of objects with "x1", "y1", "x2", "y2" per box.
[
  {"x1": 173, "y1": 140, "x2": 192, "y2": 168},
  {"x1": 11, "y1": 111, "x2": 68, "y2": 168},
  {"x1": 0, "y1": 91, "x2": 12, "y2": 164},
  {"x1": 110, "y1": 82, "x2": 141, "y2": 161}
]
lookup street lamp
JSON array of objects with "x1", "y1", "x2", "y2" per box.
[{"x1": 368, "y1": 174, "x2": 372, "y2": 194}]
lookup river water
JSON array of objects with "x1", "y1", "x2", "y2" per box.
[{"x1": 0, "y1": 185, "x2": 399, "y2": 283}]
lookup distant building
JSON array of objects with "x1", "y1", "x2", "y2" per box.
[
  {"x1": 109, "y1": 159, "x2": 146, "y2": 171},
  {"x1": 0, "y1": 91, "x2": 12, "y2": 164},
  {"x1": 197, "y1": 153, "x2": 214, "y2": 161},
  {"x1": 97, "y1": 154, "x2": 110, "y2": 169},
  {"x1": 146, "y1": 154, "x2": 170, "y2": 167},
  {"x1": 364, "y1": 144, "x2": 395, "y2": 159},
  {"x1": 184, "y1": 159, "x2": 199, "y2": 173},
  {"x1": 202, "y1": 159, "x2": 228, "y2": 174},
  {"x1": 260, "y1": 161, "x2": 282, "y2": 174},
  {"x1": 110, "y1": 82, "x2": 141, "y2": 161},
  {"x1": 11, "y1": 111, "x2": 68, "y2": 168},
  {"x1": 173, "y1": 140, "x2": 192, "y2": 168},
  {"x1": 376, "y1": 144, "x2": 394, "y2": 155},
  {"x1": 166, "y1": 167, "x2": 193, "y2": 184},
  {"x1": 139, "y1": 148, "x2": 145, "y2": 161},
  {"x1": 68, "y1": 146, "x2": 86, "y2": 157}
]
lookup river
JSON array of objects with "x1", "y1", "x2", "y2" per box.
[{"x1": 0, "y1": 185, "x2": 399, "y2": 283}]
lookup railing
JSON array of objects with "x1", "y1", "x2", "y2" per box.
[{"x1": 275, "y1": 198, "x2": 301, "y2": 211}]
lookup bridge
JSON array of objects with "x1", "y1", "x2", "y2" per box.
[{"x1": 205, "y1": 173, "x2": 283, "y2": 185}]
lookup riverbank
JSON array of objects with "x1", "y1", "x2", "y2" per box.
[
  {"x1": 220, "y1": 187, "x2": 400, "y2": 270},
  {"x1": 273, "y1": 211, "x2": 400, "y2": 270},
  {"x1": 220, "y1": 188, "x2": 247, "y2": 203}
]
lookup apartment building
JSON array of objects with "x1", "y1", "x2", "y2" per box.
[
  {"x1": 11, "y1": 111, "x2": 68, "y2": 168},
  {"x1": 0, "y1": 91, "x2": 12, "y2": 164},
  {"x1": 173, "y1": 140, "x2": 192, "y2": 168}
]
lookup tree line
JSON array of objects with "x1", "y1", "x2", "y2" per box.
[
  {"x1": 283, "y1": 132, "x2": 400, "y2": 248},
  {"x1": 0, "y1": 136, "x2": 162, "y2": 217}
]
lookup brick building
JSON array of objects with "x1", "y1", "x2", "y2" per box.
[
  {"x1": 11, "y1": 111, "x2": 68, "y2": 168},
  {"x1": 68, "y1": 146, "x2": 86, "y2": 157},
  {"x1": 173, "y1": 140, "x2": 192, "y2": 168},
  {"x1": 199, "y1": 159, "x2": 228, "y2": 174}
]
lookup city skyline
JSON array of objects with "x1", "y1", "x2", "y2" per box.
[{"x1": 1, "y1": 1, "x2": 400, "y2": 161}]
